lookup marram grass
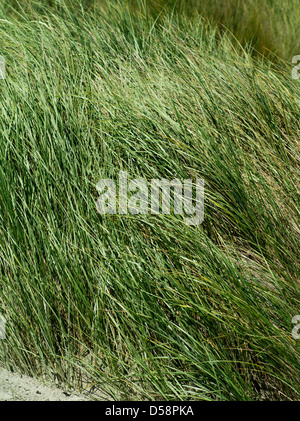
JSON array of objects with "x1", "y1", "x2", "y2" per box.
[{"x1": 0, "y1": 0, "x2": 299, "y2": 400}]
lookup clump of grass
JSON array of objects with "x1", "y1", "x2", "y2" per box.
[{"x1": 0, "y1": 0, "x2": 299, "y2": 400}]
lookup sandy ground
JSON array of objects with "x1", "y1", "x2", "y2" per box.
[{"x1": 0, "y1": 367, "x2": 105, "y2": 401}]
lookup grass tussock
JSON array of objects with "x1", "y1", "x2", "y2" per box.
[{"x1": 0, "y1": 0, "x2": 299, "y2": 400}]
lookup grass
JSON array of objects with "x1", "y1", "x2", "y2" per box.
[
  {"x1": 127, "y1": 0, "x2": 300, "y2": 60},
  {"x1": 0, "y1": 0, "x2": 299, "y2": 400}
]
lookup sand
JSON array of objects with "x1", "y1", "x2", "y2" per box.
[{"x1": 0, "y1": 367, "x2": 95, "y2": 401}]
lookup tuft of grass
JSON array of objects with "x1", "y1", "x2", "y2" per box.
[{"x1": 0, "y1": 0, "x2": 299, "y2": 400}]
